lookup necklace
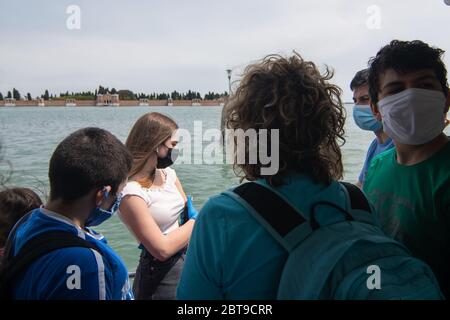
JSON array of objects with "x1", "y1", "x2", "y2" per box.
[{"x1": 135, "y1": 169, "x2": 167, "y2": 189}]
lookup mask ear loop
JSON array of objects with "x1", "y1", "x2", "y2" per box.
[
  {"x1": 94, "y1": 188, "x2": 109, "y2": 208},
  {"x1": 102, "y1": 187, "x2": 110, "y2": 200},
  {"x1": 156, "y1": 143, "x2": 170, "y2": 157}
]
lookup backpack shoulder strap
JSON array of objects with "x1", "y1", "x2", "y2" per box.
[
  {"x1": 224, "y1": 182, "x2": 313, "y2": 252},
  {"x1": 0, "y1": 231, "x2": 102, "y2": 298},
  {"x1": 340, "y1": 182, "x2": 371, "y2": 212},
  {"x1": 225, "y1": 181, "x2": 375, "y2": 252},
  {"x1": 339, "y1": 182, "x2": 376, "y2": 226}
]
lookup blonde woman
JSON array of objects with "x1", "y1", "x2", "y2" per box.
[{"x1": 119, "y1": 112, "x2": 197, "y2": 300}]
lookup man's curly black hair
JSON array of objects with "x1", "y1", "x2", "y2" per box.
[{"x1": 368, "y1": 40, "x2": 448, "y2": 105}]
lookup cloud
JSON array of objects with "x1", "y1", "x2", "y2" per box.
[{"x1": 0, "y1": 0, "x2": 448, "y2": 100}]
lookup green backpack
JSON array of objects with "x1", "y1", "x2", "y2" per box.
[{"x1": 224, "y1": 181, "x2": 444, "y2": 300}]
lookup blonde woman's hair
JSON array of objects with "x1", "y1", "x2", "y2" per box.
[{"x1": 125, "y1": 112, "x2": 178, "y2": 187}]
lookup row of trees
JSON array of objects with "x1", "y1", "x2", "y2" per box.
[
  {"x1": 96, "y1": 86, "x2": 228, "y2": 100},
  {"x1": 59, "y1": 90, "x2": 96, "y2": 100},
  {"x1": 0, "y1": 86, "x2": 229, "y2": 101},
  {"x1": 0, "y1": 89, "x2": 55, "y2": 101},
  {"x1": 142, "y1": 90, "x2": 203, "y2": 100},
  {"x1": 124, "y1": 90, "x2": 229, "y2": 100},
  {"x1": 0, "y1": 88, "x2": 23, "y2": 100}
]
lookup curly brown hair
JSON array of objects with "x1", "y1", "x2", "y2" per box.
[{"x1": 225, "y1": 52, "x2": 346, "y2": 187}]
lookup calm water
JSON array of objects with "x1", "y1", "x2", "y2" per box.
[{"x1": 1, "y1": 106, "x2": 448, "y2": 271}]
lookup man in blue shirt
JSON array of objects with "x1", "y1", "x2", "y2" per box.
[
  {"x1": 7, "y1": 127, "x2": 134, "y2": 300},
  {"x1": 350, "y1": 69, "x2": 394, "y2": 188}
]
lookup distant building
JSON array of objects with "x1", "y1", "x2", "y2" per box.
[
  {"x1": 65, "y1": 98, "x2": 77, "y2": 107},
  {"x1": 218, "y1": 97, "x2": 226, "y2": 107},
  {"x1": 4, "y1": 98, "x2": 16, "y2": 107},
  {"x1": 37, "y1": 98, "x2": 45, "y2": 107},
  {"x1": 139, "y1": 98, "x2": 149, "y2": 106},
  {"x1": 167, "y1": 98, "x2": 174, "y2": 106},
  {"x1": 192, "y1": 98, "x2": 201, "y2": 106},
  {"x1": 97, "y1": 93, "x2": 120, "y2": 106}
]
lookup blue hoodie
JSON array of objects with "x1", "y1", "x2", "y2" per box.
[{"x1": 10, "y1": 208, "x2": 133, "y2": 300}]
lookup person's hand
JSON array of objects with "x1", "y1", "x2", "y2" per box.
[{"x1": 186, "y1": 196, "x2": 198, "y2": 220}]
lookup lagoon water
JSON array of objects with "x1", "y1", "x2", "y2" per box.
[{"x1": 1, "y1": 105, "x2": 449, "y2": 271}]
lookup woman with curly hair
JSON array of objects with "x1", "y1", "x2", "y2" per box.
[{"x1": 177, "y1": 52, "x2": 350, "y2": 299}]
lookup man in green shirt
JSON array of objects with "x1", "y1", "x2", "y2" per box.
[{"x1": 364, "y1": 40, "x2": 450, "y2": 297}]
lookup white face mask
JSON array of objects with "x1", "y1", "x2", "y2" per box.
[{"x1": 378, "y1": 88, "x2": 446, "y2": 145}]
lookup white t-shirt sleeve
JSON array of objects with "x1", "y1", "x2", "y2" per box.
[{"x1": 121, "y1": 182, "x2": 150, "y2": 206}]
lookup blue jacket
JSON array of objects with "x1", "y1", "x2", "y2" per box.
[
  {"x1": 358, "y1": 137, "x2": 395, "y2": 185},
  {"x1": 10, "y1": 208, "x2": 133, "y2": 300}
]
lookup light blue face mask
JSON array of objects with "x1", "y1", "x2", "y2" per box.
[
  {"x1": 85, "y1": 190, "x2": 122, "y2": 227},
  {"x1": 353, "y1": 104, "x2": 383, "y2": 132}
]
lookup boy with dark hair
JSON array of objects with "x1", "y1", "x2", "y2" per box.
[
  {"x1": 1, "y1": 128, "x2": 134, "y2": 300},
  {"x1": 350, "y1": 68, "x2": 394, "y2": 188},
  {"x1": 364, "y1": 40, "x2": 450, "y2": 297}
]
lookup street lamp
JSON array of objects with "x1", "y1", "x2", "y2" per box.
[{"x1": 226, "y1": 69, "x2": 232, "y2": 94}]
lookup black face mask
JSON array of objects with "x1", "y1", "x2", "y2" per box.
[{"x1": 156, "y1": 147, "x2": 179, "y2": 169}]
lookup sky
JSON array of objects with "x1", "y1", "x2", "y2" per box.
[{"x1": 0, "y1": 0, "x2": 449, "y2": 101}]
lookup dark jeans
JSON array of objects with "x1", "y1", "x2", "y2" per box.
[{"x1": 132, "y1": 248, "x2": 185, "y2": 300}]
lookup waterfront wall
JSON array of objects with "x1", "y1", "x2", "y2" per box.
[{"x1": 0, "y1": 99, "x2": 224, "y2": 107}]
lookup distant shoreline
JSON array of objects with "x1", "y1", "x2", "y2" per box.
[
  {"x1": 0, "y1": 99, "x2": 225, "y2": 107},
  {"x1": 0, "y1": 99, "x2": 357, "y2": 107}
]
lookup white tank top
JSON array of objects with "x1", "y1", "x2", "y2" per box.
[{"x1": 119, "y1": 167, "x2": 185, "y2": 234}]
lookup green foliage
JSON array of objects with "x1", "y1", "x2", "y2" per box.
[
  {"x1": 204, "y1": 91, "x2": 228, "y2": 100},
  {"x1": 42, "y1": 90, "x2": 50, "y2": 100},
  {"x1": 59, "y1": 90, "x2": 95, "y2": 100},
  {"x1": 118, "y1": 89, "x2": 136, "y2": 100},
  {"x1": 12, "y1": 88, "x2": 20, "y2": 100},
  {"x1": 5, "y1": 85, "x2": 228, "y2": 103}
]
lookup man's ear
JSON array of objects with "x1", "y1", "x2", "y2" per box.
[
  {"x1": 370, "y1": 101, "x2": 382, "y2": 122},
  {"x1": 446, "y1": 92, "x2": 449, "y2": 128},
  {"x1": 446, "y1": 89, "x2": 450, "y2": 113},
  {"x1": 95, "y1": 186, "x2": 112, "y2": 206},
  {"x1": 94, "y1": 189, "x2": 104, "y2": 207}
]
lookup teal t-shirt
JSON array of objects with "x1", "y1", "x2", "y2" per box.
[
  {"x1": 176, "y1": 173, "x2": 352, "y2": 300},
  {"x1": 363, "y1": 141, "x2": 450, "y2": 297}
]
